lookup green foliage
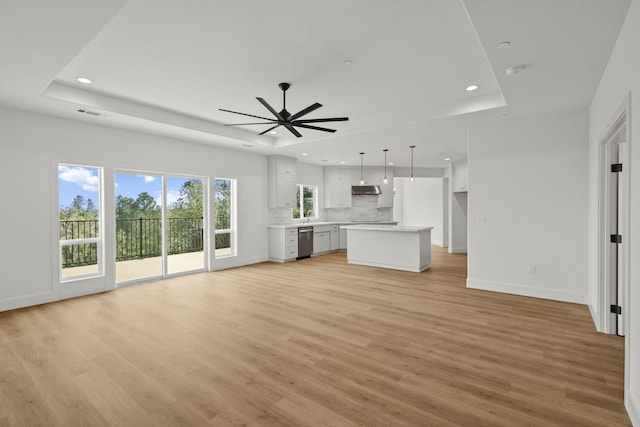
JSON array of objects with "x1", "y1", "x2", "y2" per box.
[
  {"x1": 59, "y1": 195, "x2": 98, "y2": 222},
  {"x1": 170, "y1": 179, "x2": 203, "y2": 219},
  {"x1": 115, "y1": 192, "x2": 160, "y2": 220},
  {"x1": 293, "y1": 185, "x2": 314, "y2": 219},
  {"x1": 215, "y1": 179, "x2": 231, "y2": 229},
  {"x1": 61, "y1": 177, "x2": 232, "y2": 266}
]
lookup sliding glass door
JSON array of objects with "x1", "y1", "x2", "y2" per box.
[
  {"x1": 115, "y1": 173, "x2": 163, "y2": 283},
  {"x1": 166, "y1": 177, "x2": 205, "y2": 275},
  {"x1": 115, "y1": 172, "x2": 206, "y2": 285}
]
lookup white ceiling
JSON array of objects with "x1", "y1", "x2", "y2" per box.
[{"x1": 0, "y1": 0, "x2": 630, "y2": 169}]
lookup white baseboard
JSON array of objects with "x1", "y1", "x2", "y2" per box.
[
  {"x1": 628, "y1": 391, "x2": 640, "y2": 426},
  {"x1": 466, "y1": 278, "x2": 588, "y2": 304},
  {"x1": 448, "y1": 247, "x2": 467, "y2": 254},
  {"x1": 588, "y1": 303, "x2": 601, "y2": 331},
  {"x1": 0, "y1": 291, "x2": 57, "y2": 313},
  {"x1": 432, "y1": 239, "x2": 444, "y2": 247},
  {"x1": 214, "y1": 255, "x2": 268, "y2": 271}
]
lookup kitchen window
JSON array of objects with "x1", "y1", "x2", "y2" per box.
[{"x1": 293, "y1": 184, "x2": 317, "y2": 220}]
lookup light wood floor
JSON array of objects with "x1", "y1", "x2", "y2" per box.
[{"x1": 0, "y1": 247, "x2": 629, "y2": 426}]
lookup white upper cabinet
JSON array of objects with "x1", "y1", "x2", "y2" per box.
[
  {"x1": 324, "y1": 166, "x2": 394, "y2": 208},
  {"x1": 268, "y1": 156, "x2": 297, "y2": 209},
  {"x1": 324, "y1": 167, "x2": 352, "y2": 208},
  {"x1": 452, "y1": 160, "x2": 468, "y2": 193},
  {"x1": 276, "y1": 157, "x2": 296, "y2": 176}
]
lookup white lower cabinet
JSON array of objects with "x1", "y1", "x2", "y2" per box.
[
  {"x1": 270, "y1": 224, "x2": 345, "y2": 262},
  {"x1": 268, "y1": 227, "x2": 298, "y2": 262},
  {"x1": 313, "y1": 231, "x2": 331, "y2": 254},
  {"x1": 312, "y1": 225, "x2": 332, "y2": 254},
  {"x1": 330, "y1": 225, "x2": 339, "y2": 250}
]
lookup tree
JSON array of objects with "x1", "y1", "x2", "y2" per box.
[
  {"x1": 115, "y1": 192, "x2": 160, "y2": 219},
  {"x1": 215, "y1": 179, "x2": 231, "y2": 229},
  {"x1": 169, "y1": 179, "x2": 203, "y2": 218},
  {"x1": 72, "y1": 195, "x2": 85, "y2": 212},
  {"x1": 86, "y1": 198, "x2": 96, "y2": 213}
]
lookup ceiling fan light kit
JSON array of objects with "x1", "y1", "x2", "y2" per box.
[{"x1": 220, "y1": 83, "x2": 349, "y2": 138}]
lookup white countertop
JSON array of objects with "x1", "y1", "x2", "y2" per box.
[
  {"x1": 341, "y1": 224, "x2": 433, "y2": 233},
  {"x1": 268, "y1": 221, "x2": 398, "y2": 229}
]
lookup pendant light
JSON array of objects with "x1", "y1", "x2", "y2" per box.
[
  {"x1": 359, "y1": 152, "x2": 365, "y2": 185},
  {"x1": 382, "y1": 149, "x2": 389, "y2": 184},
  {"x1": 409, "y1": 145, "x2": 416, "y2": 182}
]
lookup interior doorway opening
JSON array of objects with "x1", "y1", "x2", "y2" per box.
[{"x1": 597, "y1": 98, "x2": 630, "y2": 338}]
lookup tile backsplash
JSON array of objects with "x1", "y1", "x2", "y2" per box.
[
  {"x1": 325, "y1": 196, "x2": 392, "y2": 222},
  {"x1": 269, "y1": 196, "x2": 392, "y2": 224},
  {"x1": 268, "y1": 208, "x2": 294, "y2": 224}
]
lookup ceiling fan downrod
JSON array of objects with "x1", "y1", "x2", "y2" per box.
[{"x1": 279, "y1": 82, "x2": 290, "y2": 119}]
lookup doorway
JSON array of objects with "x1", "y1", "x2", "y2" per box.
[
  {"x1": 598, "y1": 99, "x2": 630, "y2": 337},
  {"x1": 115, "y1": 172, "x2": 207, "y2": 285}
]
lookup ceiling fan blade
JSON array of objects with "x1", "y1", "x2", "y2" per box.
[
  {"x1": 290, "y1": 102, "x2": 322, "y2": 121},
  {"x1": 293, "y1": 123, "x2": 337, "y2": 133},
  {"x1": 283, "y1": 123, "x2": 303, "y2": 138},
  {"x1": 219, "y1": 108, "x2": 274, "y2": 121},
  {"x1": 257, "y1": 97, "x2": 285, "y2": 120},
  {"x1": 223, "y1": 122, "x2": 277, "y2": 126},
  {"x1": 258, "y1": 124, "x2": 281, "y2": 135},
  {"x1": 293, "y1": 117, "x2": 349, "y2": 123}
]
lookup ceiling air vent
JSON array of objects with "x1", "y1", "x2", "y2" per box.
[{"x1": 76, "y1": 109, "x2": 102, "y2": 117}]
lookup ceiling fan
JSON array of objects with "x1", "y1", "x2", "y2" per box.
[{"x1": 219, "y1": 82, "x2": 349, "y2": 138}]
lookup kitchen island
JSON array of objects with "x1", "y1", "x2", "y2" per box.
[{"x1": 341, "y1": 224, "x2": 434, "y2": 272}]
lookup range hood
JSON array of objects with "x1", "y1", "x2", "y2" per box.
[{"x1": 351, "y1": 185, "x2": 382, "y2": 195}]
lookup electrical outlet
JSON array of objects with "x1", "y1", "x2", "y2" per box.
[{"x1": 528, "y1": 264, "x2": 536, "y2": 274}]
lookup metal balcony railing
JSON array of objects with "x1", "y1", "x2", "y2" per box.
[{"x1": 60, "y1": 217, "x2": 230, "y2": 268}]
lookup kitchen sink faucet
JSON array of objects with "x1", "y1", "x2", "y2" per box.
[{"x1": 306, "y1": 210, "x2": 314, "y2": 223}]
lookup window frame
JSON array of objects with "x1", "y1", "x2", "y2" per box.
[
  {"x1": 293, "y1": 184, "x2": 318, "y2": 220},
  {"x1": 58, "y1": 163, "x2": 104, "y2": 282},
  {"x1": 214, "y1": 177, "x2": 236, "y2": 258}
]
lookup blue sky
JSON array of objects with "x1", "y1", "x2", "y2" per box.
[
  {"x1": 58, "y1": 166, "x2": 195, "y2": 210},
  {"x1": 58, "y1": 165, "x2": 101, "y2": 209}
]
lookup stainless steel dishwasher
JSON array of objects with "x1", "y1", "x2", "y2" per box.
[{"x1": 297, "y1": 226, "x2": 313, "y2": 259}]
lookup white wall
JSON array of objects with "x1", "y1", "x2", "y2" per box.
[
  {"x1": 467, "y1": 111, "x2": 589, "y2": 304},
  {"x1": 0, "y1": 106, "x2": 269, "y2": 312},
  {"x1": 393, "y1": 177, "x2": 445, "y2": 245},
  {"x1": 449, "y1": 191, "x2": 467, "y2": 253},
  {"x1": 589, "y1": 0, "x2": 640, "y2": 422}
]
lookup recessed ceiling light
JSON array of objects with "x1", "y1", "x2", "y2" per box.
[
  {"x1": 343, "y1": 59, "x2": 353, "y2": 66},
  {"x1": 301, "y1": 153, "x2": 308, "y2": 156},
  {"x1": 466, "y1": 85, "x2": 479, "y2": 91},
  {"x1": 321, "y1": 159, "x2": 328, "y2": 162},
  {"x1": 444, "y1": 157, "x2": 451, "y2": 161},
  {"x1": 77, "y1": 77, "x2": 92, "y2": 84},
  {"x1": 389, "y1": 162, "x2": 394, "y2": 165},
  {"x1": 497, "y1": 41, "x2": 511, "y2": 49},
  {"x1": 241, "y1": 144, "x2": 254, "y2": 148},
  {"x1": 340, "y1": 161, "x2": 345, "y2": 164},
  {"x1": 269, "y1": 130, "x2": 277, "y2": 134}
]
